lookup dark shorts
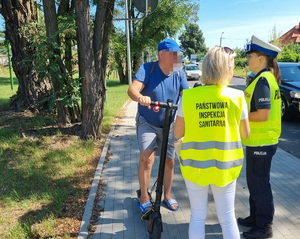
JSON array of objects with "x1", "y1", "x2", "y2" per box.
[{"x1": 136, "y1": 112, "x2": 176, "y2": 159}]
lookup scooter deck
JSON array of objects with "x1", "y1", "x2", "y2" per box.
[{"x1": 141, "y1": 208, "x2": 153, "y2": 221}]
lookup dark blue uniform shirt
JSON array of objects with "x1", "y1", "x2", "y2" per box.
[{"x1": 249, "y1": 68, "x2": 271, "y2": 112}]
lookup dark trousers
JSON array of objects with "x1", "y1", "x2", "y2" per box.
[{"x1": 246, "y1": 144, "x2": 277, "y2": 227}]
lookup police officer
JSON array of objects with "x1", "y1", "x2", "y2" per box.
[{"x1": 238, "y1": 36, "x2": 282, "y2": 239}]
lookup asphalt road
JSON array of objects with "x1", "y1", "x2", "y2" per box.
[{"x1": 187, "y1": 76, "x2": 300, "y2": 160}]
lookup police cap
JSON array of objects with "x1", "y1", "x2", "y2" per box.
[{"x1": 246, "y1": 35, "x2": 281, "y2": 58}]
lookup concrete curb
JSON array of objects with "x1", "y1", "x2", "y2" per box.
[
  {"x1": 233, "y1": 75, "x2": 246, "y2": 79},
  {"x1": 77, "y1": 99, "x2": 131, "y2": 238},
  {"x1": 77, "y1": 122, "x2": 116, "y2": 239}
]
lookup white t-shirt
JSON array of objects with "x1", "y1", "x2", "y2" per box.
[{"x1": 177, "y1": 95, "x2": 248, "y2": 120}]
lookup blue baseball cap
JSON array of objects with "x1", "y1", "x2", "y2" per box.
[{"x1": 157, "y1": 39, "x2": 183, "y2": 52}]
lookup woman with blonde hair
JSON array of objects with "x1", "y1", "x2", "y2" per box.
[{"x1": 174, "y1": 46, "x2": 250, "y2": 239}]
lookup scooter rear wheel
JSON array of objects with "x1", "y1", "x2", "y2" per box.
[{"x1": 149, "y1": 217, "x2": 162, "y2": 239}]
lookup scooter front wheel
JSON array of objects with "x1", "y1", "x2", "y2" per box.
[{"x1": 149, "y1": 217, "x2": 162, "y2": 239}]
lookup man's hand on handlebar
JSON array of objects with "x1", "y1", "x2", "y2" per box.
[{"x1": 137, "y1": 95, "x2": 152, "y2": 109}]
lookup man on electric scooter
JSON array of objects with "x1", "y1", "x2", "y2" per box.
[{"x1": 128, "y1": 39, "x2": 189, "y2": 215}]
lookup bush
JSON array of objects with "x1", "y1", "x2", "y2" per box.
[
  {"x1": 235, "y1": 58, "x2": 247, "y2": 68},
  {"x1": 277, "y1": 43, "x2": 300, "y2": 63}
]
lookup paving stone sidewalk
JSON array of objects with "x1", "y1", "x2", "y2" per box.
[{"x1": 85, "y1": 100, "x2": 300, "y2": 239}]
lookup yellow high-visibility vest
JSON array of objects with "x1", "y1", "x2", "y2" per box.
[
  {"x1": 242, "y1": 71, "x2": 281, "y2": 146},
  {"x1": 180, "y1": 86, "x2": 244, "y2": 187}
]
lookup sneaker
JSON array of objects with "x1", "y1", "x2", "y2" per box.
[
  {"x1": 242, "y1": 223, "x2": 273, "y2": 239},
  {"x1": 237, "y1": 216, "x2": 256, "y2": 227}
]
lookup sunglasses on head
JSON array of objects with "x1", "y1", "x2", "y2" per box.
[{"x1": 223, "y1": 46, "x2": 234, "y2": 54}]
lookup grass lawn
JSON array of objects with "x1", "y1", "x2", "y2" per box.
[
  {"x1": 0, "y1": 71, "x2": 129, "y2": 238},
  {"x1": 0, "y1": 68, "x2": 18, "y2": 110},
  {"x1": 234, "y1": 67, "x2": 251, "y2": 78}
]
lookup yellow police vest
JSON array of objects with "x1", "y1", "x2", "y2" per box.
[
  {"x1": 242, "y1": 71, "x2": 281, "y2": 146},
  {"x1": 180, "y1": 86, "x2": 244, "y2": 187}
]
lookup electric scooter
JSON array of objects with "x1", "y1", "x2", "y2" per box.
[{"x1": 136, "y1": 99, "x2": 178, "y2": 239}]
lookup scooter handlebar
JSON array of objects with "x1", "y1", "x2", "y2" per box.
[{"x1": 150, "y1": 101, "x2": 178, "y2": 112}]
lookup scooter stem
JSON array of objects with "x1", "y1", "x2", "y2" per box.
[{"x1": 153, "y1": 99, "x2": 174, "y2": 213}]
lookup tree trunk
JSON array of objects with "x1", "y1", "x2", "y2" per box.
[
  {"x1": 93, "y1": 0, "x2": 116, "y2": 89},
  {"x1": 42, "y1": 0, "x2": 69, "y2": 124},
  {"x1": 58, "y1": 0, "x2": 75, "y2": 74},
  {"x1": 76, "y1": 0, "x2": 115, "y2": 139},
  {"x1": 0, "y1": 0, "x2": 51, "y2": 111},
  {"x1": 115, "y1": 52, "x2": 127, "y2": 84},
  {"x1": 43, "y1": 0, "x2": 81, "y2": 125},
  {"x1": 75, "y1": 0, "x2": 98, "y2": 139}
]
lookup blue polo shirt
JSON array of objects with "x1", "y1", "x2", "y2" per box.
[{"x1": 134, "y1": 61, "x2": 189, "y2": 127}]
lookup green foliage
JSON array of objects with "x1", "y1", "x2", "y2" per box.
[
  {"x1": 234, "y1": 47, "x2": 247, "y2": 59},
  {"x1": 134, "y1": 0, "x2": 199, "y2": 49},
  {"x1": 231, "y1": 47, "x2": 248, "y2": 72},
  {"x1": 108, "y1": 27, "x2": 127, "y2": 75},
  {"x1": 277, "y1": 43, "x2": 300, "y2": 63},
  {"x1": 179, "y1": 23, "x2": 208, "y2": 59},
  {"x1": 110, "y1": 0, "x2": 200, "y2": 79},
  {"x1": 235, "y1": 58, "x2": 248, "y2": 68},
  {"x1": 21, "y1": 15, "x2": 80, "y2": 111},
  {"x1": 234, "y1": 47, "x2": 247, "y2": 68},
  {"x1": 0, "y1": 40, "x2": 8, "y2": 55}
]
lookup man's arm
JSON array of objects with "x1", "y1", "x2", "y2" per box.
[{"x1": 128, "y1": 80, "x2": 151, "y2": 109}]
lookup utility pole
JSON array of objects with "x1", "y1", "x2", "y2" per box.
[
  {"x1": 125, "y1": 0, "x2": 132, "y2": 85},
  {"x1": 114, "y1": 0, "x2": 157, "y2": 85},
  {"x1": 220, "y1": 32, "x2": 224, "y2": 46}
]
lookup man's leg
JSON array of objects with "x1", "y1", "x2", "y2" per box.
[
  {"x1": 161, "y1": 122, "x2": 178, "y2": 210},
  {"x1": 163, "y1": 158, "x2": 178, "y2": 210},
  {"x1": 138, "y1": 149, "x2": 155, "y2": 204},
  {"x1": 136, "y1": 113, "x2": 157, "y2": 206}
]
